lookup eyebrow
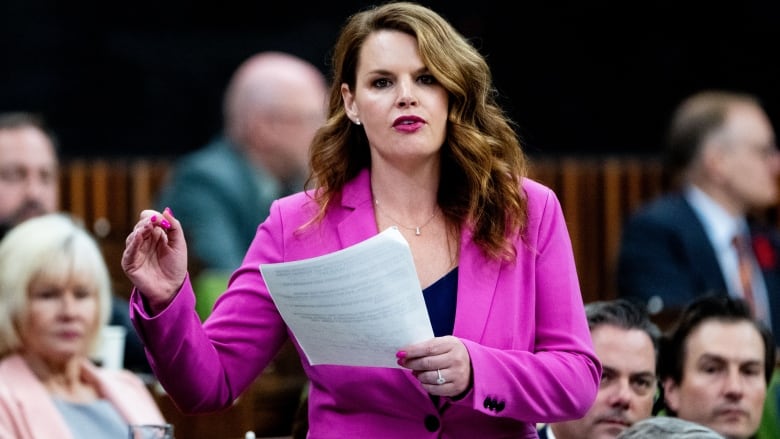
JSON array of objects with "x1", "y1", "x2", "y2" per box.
[
  {"x1": 697, "y1": 353, "x2": 762, "y2": 366},
  {"x1": 631, "y1": 371, "x2": 657, "y2": 379},
  {"x1": 603, "y1": 366, "x2": 656, "y2": 377},
  {"x1": 365, "y1": 66, "x2": 430, "y2": 77}
]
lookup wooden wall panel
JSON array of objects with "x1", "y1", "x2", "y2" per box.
[{"x1": 61, "y1": 155, "x2": 675, "y2": 306}]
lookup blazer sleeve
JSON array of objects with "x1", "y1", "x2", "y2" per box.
[
  {"x1": 130, "y1": 202, "x2": 292, "y2": 414},
  {"x1": 451, "y1": 182, "x2": 601, "y2": 422}
]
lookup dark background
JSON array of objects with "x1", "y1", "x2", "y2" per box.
[{"x1": 2, "y1": 0, "x2": 778, "y2": 159}]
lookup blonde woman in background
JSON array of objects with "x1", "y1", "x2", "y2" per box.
[{"x1": 0, "y1": 213, "x2": 164, "y2": 438}]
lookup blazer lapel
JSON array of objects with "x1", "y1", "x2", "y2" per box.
[
  {"x1": 453, "y1": 226, "x2": 501, "y2": 342},
  {"x1": 336, "y1": 169, "x2": 503, "y2": 343},
  {"x1": 336, "y1": 169, "x2": 379, "y2": 248}
]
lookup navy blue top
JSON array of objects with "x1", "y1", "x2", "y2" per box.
[{"x1": 423, "y1": 267, "x2": 458, "y2": 337}]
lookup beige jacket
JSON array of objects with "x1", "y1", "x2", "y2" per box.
[{"x1": 0, "y1": 354, "x2": 164, "y2": 439}]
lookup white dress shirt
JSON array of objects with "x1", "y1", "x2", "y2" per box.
[{"x1": 685, "y1": 185, "x2": 771, "y2": 325}]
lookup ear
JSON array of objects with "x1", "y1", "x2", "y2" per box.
[
  {"x1": 700, "y1": 137, "x2": 731, "y2": 178},
  {"x1": 662, "y1": 377, "x2": 681, "y2": 413},
  {"x1": 341, "y1": 83, "x2": 358, "y2": 121}
]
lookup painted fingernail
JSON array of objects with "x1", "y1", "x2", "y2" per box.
[
  {"x1": 160, "y1": 219, "x2": 171, "y2": 229},
  {"x1": 164, "y1": 207, "x2": 174, "y2": 217},
  {"x1": 150, "y1": 215, "x2": 158, "y2": 223},
  {"x1": 396, "y1": 351, "x2": 407, "y2": 359},
  {"x1": 397, "y1": 358, "x2": 404, "y2": 367}
]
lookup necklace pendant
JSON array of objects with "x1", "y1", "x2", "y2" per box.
[{"x1": 415, "y1": 227, "x2": 421, "y2": 236}]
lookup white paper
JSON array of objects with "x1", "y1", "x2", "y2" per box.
[{"x1": 259, "y1": 227, "x2": 434, "y2": 368}]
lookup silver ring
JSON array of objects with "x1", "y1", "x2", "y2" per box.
[{"x1": 436, "y1": 369, "x2": 446, "y2": 385}]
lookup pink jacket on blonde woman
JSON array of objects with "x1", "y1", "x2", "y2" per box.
[
  {"x1": 0, "y1": 355, "x2": 164, "y2": 439},
  {"x1": 130, "y1": 169, "x2": 600, "y2": 438}
]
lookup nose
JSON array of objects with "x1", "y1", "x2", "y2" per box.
[
  {"x1": 58, "y1": 292, "x2": 79, "y2": 317},
  {"x1": 23, "y1": 173, "x2": 51, "y2": 200},
  {"x1": 396, "y1": 78, "x2": 418, "y2": 108},
  {"x1": 606, "y1": 379, "x2": 632, "y2": 409},
  {"x1": 722, "y1": 369, "x2": 745, "y2": 399}
]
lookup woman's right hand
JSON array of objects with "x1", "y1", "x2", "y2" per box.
[{"x1": 121, "y1": 207, "x2": 188, "y2": 313}]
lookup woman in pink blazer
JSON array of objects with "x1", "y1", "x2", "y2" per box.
[
  {"x1": 0, "y1": 214, "x2": 165, "y2": 438},
  {"x1": 123, "y1": 3, "x2": 600, "y2": 438}
]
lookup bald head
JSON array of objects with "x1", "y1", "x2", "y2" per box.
[{"x1": 223, "y1": 52, "x2": 328, "y2": 182}]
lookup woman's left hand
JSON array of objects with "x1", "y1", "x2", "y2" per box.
[{"x1": 396, "y1": 335, "x2": 472, "y2": 397}]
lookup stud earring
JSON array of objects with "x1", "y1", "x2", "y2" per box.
[{"x1": 355, "y1": 118, "x2": 361, "y2": 126}]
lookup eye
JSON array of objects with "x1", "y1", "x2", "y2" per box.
[
  {"x1": 631, "y1": 376, "x2": 656, "y2": 392},
  {"x1": 372, "y1": 78, "x2": 391, "y2": 88},
  {"x1": 0, "y1": 167, "x2": 26, "y2": 183},
  {"x1": 40, "y1": 169, "x2": 58, "y2": 186},
  {"x1": 635, "y1": 379, "x2": 651, "y2": 388},
  {"x1": 31, "y1": 288, "x2": 60, "y2": 300},
  {"x1": 742, "y1": 364, "x2": 763, "y2": 377},
  {"x1": 73, "y1": 285, "x2": 96, "y2": 299},
  {"x1": 418, "y1": 74, "x2": 437, "y2": 85},
  {"x1": 600, "y1": 370, "x2": 616, "y2": 387},
  {"x1": 700, "y1": 362, "x2": 722, "y2": 374}
]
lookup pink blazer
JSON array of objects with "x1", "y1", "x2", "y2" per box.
[
  {"x1": 0, "y1": 354, "x2": 165, "y2": 439},
  {"x1": 131, "y1": 169, "x2": 600, "y2": 438}
]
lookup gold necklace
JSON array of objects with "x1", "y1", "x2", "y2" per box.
[{"x1": 374, "y1": 199, "x2": 438, "y2": 236}]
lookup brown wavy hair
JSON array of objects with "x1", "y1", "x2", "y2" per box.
[{"x1": 307, "y1": 1, "x2": 527, "y2": 260}]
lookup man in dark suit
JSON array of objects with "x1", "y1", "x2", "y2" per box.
[
  {"x1": 156, "y1": 52, "x2": 328, "y2": 275},
  {"x1": 616, "y1": 90, "x2": 780, "y2": 341},
  {"x1": 155, "y1": 52, "x2": 328, "y2": 319},
  {"x1": 538, "y1": 299, "x2": 660, "y2": 439}
]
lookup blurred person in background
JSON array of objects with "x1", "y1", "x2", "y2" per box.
[
  {"x1": 0, "y1": 111, "x2": 150, "y2": 374},
  {"x1": 155, "y1": 51, "x2": 328, "y2": 300},
  {"x1": 0, "y1": 112, "x2": 58, "y2": 237},
  {"x1": 616, "y1": 90, "x2": 780, "y2": 340},
  {"x1": 539, "y1": 299, "x2": 661, "y2": 439},
  {"x1": 0, "y1": 213, "x2": 165, "y2": 438}
]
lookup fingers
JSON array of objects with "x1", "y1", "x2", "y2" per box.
[
  {"x1": 123, "y1": 208, "x2": 173, "y2": 271},
  {"x1": 398, "y1": 335, "x2": 457, "y2": 364},
  {"x1": 409, "y1": 368, "x2": 451, "y2": 385},
  {"x1": 414, "y1": 366, "x2": 462, "y2": 396},
  {"x1": 139, "y1": 209, "x2": 160, "y2": 222},
  {"x1": 121, "y1": 230, "x2": 140, "y2": 271},
  {"x1": 397, "y1": 336, "x2": 472, "y2": 396},
  {"x1": 131, "y1": 208, "x2": 180, "y2": 238}
]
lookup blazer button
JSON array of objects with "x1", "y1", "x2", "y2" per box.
[
  {"x1": 484, "y1": 397, "x2": 498, "y2": 410},
  {"x1": 424, "y1": 415, "x2": 440, "y2": 432}
]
